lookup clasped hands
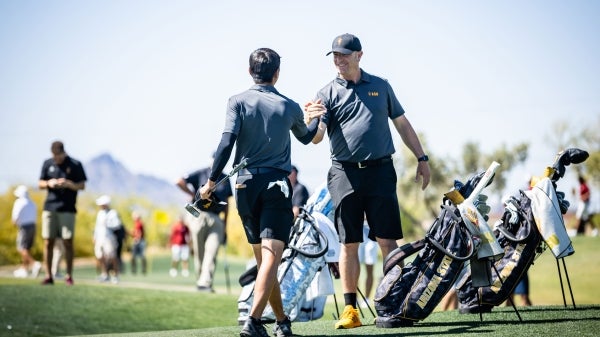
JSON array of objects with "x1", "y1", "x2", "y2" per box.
[
  {"x1": 304, "y1": 99, "x2": 326, "y2": 124},
  {"x1": 47, "y1": 178, "x2": 73, "y2": 189}
]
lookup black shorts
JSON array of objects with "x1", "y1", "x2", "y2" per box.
[
  {"x1": 235, "y1": 170, "x2": 294, "y2": 245},
  {"x1": 328, "y1": 160, "x2": 402, "y2": 244}
]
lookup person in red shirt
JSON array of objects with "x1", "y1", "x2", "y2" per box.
[
  {"x1": 576, "y1": 175, "x2": 592, "y2": 235},
  {"x1": 130, "y1": 212, "x2": 147, "y2": 275},
  {"x1": 169, "y1": 217, "x2": 190, "y2": 277}
]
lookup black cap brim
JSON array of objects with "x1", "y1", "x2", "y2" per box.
[{"x1": 326, "y1": 47, "x2": 355, "y2": 56}]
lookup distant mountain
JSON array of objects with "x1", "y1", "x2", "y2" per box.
[{"x1": 85, "y1": 153, "x2": 187, "y2": 206}]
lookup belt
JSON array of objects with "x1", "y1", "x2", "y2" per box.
[
  {"x1": 238, "y1": 167, "x2": 285, "y2": 175},
  {"x1": 335, "y1": 156, "x2": 392, "y2": 169}
]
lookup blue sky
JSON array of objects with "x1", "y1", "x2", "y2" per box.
[{"x1": 1, "y1": 0, "x2": 598, "y2": 204}]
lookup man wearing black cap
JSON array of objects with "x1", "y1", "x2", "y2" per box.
[
  {"x1": 199, "y1": 48, "x2": 323, "y2": 337},
  {"x1": 305, "y1": 33, "x2": 431, "y2": 329}
]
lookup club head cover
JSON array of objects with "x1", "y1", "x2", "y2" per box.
[
  {"x1": 555, "y1": 190, "x2": 570, "y2": 214},
  {"x1": 194, "y1": 194, "x2": 223, "y2": 213},
  {"x1": 551, "y1": 148, "x2": 589, "y2": 181},
  {"x1": 459, "y1": 171, "x2": 494, "y2": 199}
]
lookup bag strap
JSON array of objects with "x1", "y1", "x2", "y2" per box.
[
  {"x1": 425, "y1": 205, "x2": 475, "y2": 262},
  {"x1": 382, "y1": 239, "x2": 426, "y2": 275}
]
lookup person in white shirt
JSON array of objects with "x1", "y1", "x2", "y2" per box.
[
  {"x1": 93, "y1": 195, "x2": 121, "y2": 283},
  {"x1": 11, "y1": 185, "x2": 42, "y2": 278}
]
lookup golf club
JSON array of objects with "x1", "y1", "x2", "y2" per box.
[{"x1": 185, "y1": 158, "x2": 248, "y2": 217}]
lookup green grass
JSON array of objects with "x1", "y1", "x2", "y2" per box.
[
  {"x1": 527, "y1": 236, "x2": 600, "y2": 305},
  {"x1": 0, "y1": 236, "x2": 599, "y2": 337}
]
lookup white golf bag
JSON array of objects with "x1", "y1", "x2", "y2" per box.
[{"x1": 237, "y1": 183, "x2": 341, "y2": 323}]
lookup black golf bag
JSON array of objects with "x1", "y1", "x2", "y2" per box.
[
  {"x1": 373, "y1": 168, "x2": 501, "y2": 327},
  {"x1": 456, "y1": 190, "x2": 542, "y2": 313},
  {"x1": 457, "y1": 148, "x2": 588, "y2": 314},
  {"x1": 374, "y1": 203, "x2": 475, "y2": 327}
]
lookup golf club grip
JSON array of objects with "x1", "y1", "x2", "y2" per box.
[
  {"x1": 209, "y1": 158, "x2": 248, "y2": 192},
  {"x1": 465, "y1": 161, "x2": 500, "y2": 203}
]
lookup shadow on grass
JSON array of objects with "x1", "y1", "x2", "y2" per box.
[{"x1": 298, "y1": 305, "x2": 600, "y2": 337}]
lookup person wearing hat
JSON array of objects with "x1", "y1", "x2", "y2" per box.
[
  {"x1": 11, "y1": 185, "x2": 42, "y2": 278},
  {"x1": 176, "y1": 152, "x2": 233, "y2": 292},
  {"x1": 198, "y1": 47, "x2": 323, "y2": 337},
  {"x1": 94, "y1": 195, "x2": 121, "y2": 283},
  {"x1": 304, "y1": 33, "x2": 431, "y2": 329},
  {"x1": 38, "y1": 140, "x2": 87, "y2": 285}
]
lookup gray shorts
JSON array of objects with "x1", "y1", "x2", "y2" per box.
[
  {"x1": 16, "y1": 225, "x2": 36, "y2": 250},
  {"x1": 41, "y1": 211, "x2": 75, "y2": 240}
]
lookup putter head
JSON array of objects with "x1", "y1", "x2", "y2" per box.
[
  {"x1": 550, "y1": 148, "x2": 589, "y2": 182},
  {"x1": 185, "y1": 203, "x2": 201, "y2": 217}
]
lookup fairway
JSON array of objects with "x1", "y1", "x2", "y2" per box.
[{"x1": 0, "y1": 236, "x2": 598, "y2": 337}]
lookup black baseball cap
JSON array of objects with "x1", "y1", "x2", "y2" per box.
[{"x1": 326, "y1": 33, "x2": 362, "y2": 56}]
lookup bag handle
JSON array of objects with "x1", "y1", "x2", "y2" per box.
[
  {"x1": 382, "y1": 239, "x2": 427, "y2": 275},
  {"x1": 287, "y1": 210, "x2": 329, "y2": 258},
  {"x1": 495, "y1": 215, "x2": 533, "y2": 243},
  {"x1": 425, "y1": 205, "x2": 476, "y2": 262}
]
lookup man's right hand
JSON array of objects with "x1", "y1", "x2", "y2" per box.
[{"x1": 199, "y1": 180, "x2": 216, "y2": 200}]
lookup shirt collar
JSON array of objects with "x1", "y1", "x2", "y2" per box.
[
  {"x1": 250, "y1": 84, "x2": 279, "y2": 94},
  {"x1": 335, "y1": 69, "x2": 371, "y2": 88}
]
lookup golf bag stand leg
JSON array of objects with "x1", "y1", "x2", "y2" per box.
[
  {"x1": 356, "y1": 286, "x2": 376, "y2": 319},
  {"x1": 562, "y1": 259, "x2": 576, "y2": 309},
  {"x1": 478, "y1": 291, "x2": 483, "y2": 322},
  {"x1": 557, "y1": 258, "x2": 577, "y2": 309},
  {"x1": 332, "y1": 293, "x2": 340, "y2": 320},
  {"x1": 492, "y1": 265, "x2": 523, "y2": 322}
]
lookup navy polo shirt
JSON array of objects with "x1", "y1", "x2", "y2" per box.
[
  {"x1": 39, "y1": 156, "x2": 87, "y2": 212},
  {"x1": 316, "y1": 69, "x2": 405, "y2": 162},
  {"x1": 223, "y1": 84, "x2": 309, "y2": 172}
]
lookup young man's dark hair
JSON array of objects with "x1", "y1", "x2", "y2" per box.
[
  {"x1": 51, "y1": 141, "x2": 65, "y2": 155},
  {"x1": 249, "y1": 48, "x2": 280, "y2": 83}
]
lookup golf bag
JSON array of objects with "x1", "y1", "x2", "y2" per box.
[
  {"x1": 457, "y1": 148, "x2": 588, "y2": 314},
  {"x1": 237, "y1": 183, "x2": 340, "y2": 323},
  {"x1": 456, "y1": 190, "x2": 542, "y2": 313},
  {"x1": 374, "y1": 170, "x2": 494, "y2": 328}
]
